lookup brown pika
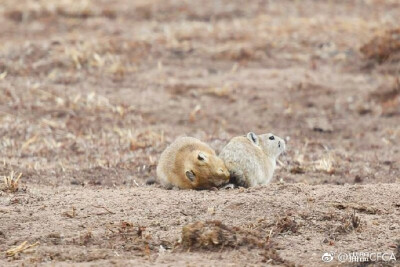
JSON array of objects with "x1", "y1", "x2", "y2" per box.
[
  {"x1": 219, "y1": 132, "x2": 285, "y2": 187},
  {"x1": 156, "y1": 136, "x2": 230, "y2": 189}
]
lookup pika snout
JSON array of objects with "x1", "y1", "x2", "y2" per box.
[{"x1": 218, "y1": 168, "x2": 230, "y2": 177}]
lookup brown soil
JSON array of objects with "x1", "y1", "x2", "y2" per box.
[{"x1": 0, "y1": 0, "x2": 399, "y2": 266}]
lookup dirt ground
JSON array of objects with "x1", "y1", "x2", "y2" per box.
[{"x1": 1, "y1": 0, "x2": 400, "y2": 266}]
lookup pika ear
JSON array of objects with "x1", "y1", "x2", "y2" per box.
[
  {"x1": 185, "y1": 170, "x2": 195, "y2": 181},
  {"x1": 197, "y1": 152, "x2": 206, "y2": 161},
  {"x1": 247, "y1": 132, "x2": 259, "y2": 145}
]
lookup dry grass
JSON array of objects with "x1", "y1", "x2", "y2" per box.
[
  {"x1": 369, "y1": 78, "x2": 400, "y2": 116},
  {"x1": 334, "y1": 212, "x2": 362, "y2": 235},
  {"x1": 6, "y1": 241, "x2": 40, "y2": 257},
  {"x1": 180, "y1": 220, "x2": 296, "y2": 266},
  {"x1": 0, "y1": 0, "x2": 398, "y2": 265},
  {"x1": 315, "y1": 154, "x2": 336, "y2": 175},
  {"x1": 181, "y1": 220, "x2": 270, "y2": 250},
  {"x1": 3, "y1": 0, "x2": 116, "y2": 22},
  {"x1": 274, "y1": 215, "x2": 299, "y2": 235},
  {"x1": 62, "y1": 207, "x2": 77, "y2": 218},
  {"x1": 289, "y1": 140, "x2": 337, "y2": 175},
  {"x1": 79, "y1": 230, "x2": 93, "y2": 246},
  {"x1": 130, "y1": 130, "x2": 165, "y2": 151},
  {"x1": 360, "y1": 28, "x2": 400, "y2": 63},
  {"x1": 202, "y1": 85, "x2": 234, "y2": 98},
  {"x1": 1, "y1": 171, "x2": 23, "y2": 193},
  {"x1": 104, "y1": 221, "x2": 156, "y2": 256}
]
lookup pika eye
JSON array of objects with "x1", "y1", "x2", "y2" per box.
[{"x1": 269, "y1": 136, "x2": 275, "y2": 140}]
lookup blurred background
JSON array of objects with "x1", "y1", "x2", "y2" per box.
[{"x1": 0, "y1": 0, "x2": 399, "y2": 186}]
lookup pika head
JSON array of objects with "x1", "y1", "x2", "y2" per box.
[
  {"x1": 185, "y1": 151, "x2": 230, "y2": 188},
  {"x1": 246, "y1": 132, "x2": 285, "y2": 159}
]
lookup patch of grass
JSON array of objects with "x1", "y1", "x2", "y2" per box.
[
  {"x1": 335, "y1": 212, "x2": 362, "y2": 235},
  {"x1": 274, "y1": 215, "x2": 299, "y2": 235},
  {"x1": 396, "y1": 239, "x2": 400, "y2": 260},
  {"x1": 6, "y1": 241, "x2": 40, "y2": 258},
  {"x1": 315, "y1": 154, "x2": 335, "y2": 174},
  {"x1": 1, "y1": 171, "x2": 23, "y2": 193},
  {"x1": 181, "y1": 220, "x2": 264, "y2": 250},
  {"x1": 360, "y1": 28, "x2": 400, "y2": 63},
  {"x1": 105, "y1": 221, "x2": 157, "y2": 256},
  {"x1": 180, "y1": 220, "x2": 296, "y2": 266},
  {"x1": 62, "y1": 207, "x2": 77, "y2": 218},
  {"x1": 80, "y1": 230, "x2": 93, "y2": 246}
]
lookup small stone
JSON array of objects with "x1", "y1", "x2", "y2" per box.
[{"x1": 207, "y1": 207, "x2": 215, "y2": 215}]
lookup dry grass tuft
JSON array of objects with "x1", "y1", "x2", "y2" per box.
[
  {"x1": 130, "y1": 130, "x2": 165, "y2": 151},
  {"x1": 335, "y1": 212, "x2": 362, "y2": 235},
  {"x1": 274, "y1": 215, "x2": 299, "y2": 234},
  {"x1": 369, "y1": 78, "x2": 400, "y2": 116},
  {"x1": 181, "y1": 221, "x2": 264, "y2": 249},
  {"x1": 291, "y1": 149, "x2": 337, "y2": 176},
  {"x1": 181, "y1": 221, "x2": 264, "y2": 250},
  {"x1": 211, "y1": 43, "x2": 268, "y2": 61},
  {"x1": 1, "y1": 171, "x2": 23, "y2": 193},
  {"x1": 181, "y1": 220, "x2": 295, "y2": 266},
  {"x1": 202, "y1": 85, "x2": 233, "y2": 98},
  {"x1": 80, "y1": 230, "x2": 93, "y2": 246},
  {"x1": 6, "y1": 241, "x2": 40, "y2": 257},
  {"x1": 360, "y1": 28, "x2": 400, "y2": 63},
  {"x1": 290, "y1": 166, "x2": 306, "y2": 174},
  {"x1": 62, "y1": 207, "x2": 77, "y2": 218},
  {"x1": 315, "y1": 154, "x2": 335, "y2": 174},
  {"x1": 189, "y1": 104, "x2": 202, "y2": 123},
  {"x1": 395, "y1": 239, "x2": 400, "y2": 260},
  {"x1": 105, "y1": 221, "x2": 157, "y2": 255}
]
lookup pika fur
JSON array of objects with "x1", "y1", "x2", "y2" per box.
[
  {"x1": 219, "y1": 132, "x2": 285, "y2": 187},
  {"x1": 156, "y1": 136, "x2": 230, "y2": 189}
]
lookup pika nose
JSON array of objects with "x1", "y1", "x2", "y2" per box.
[{"x1": 278, "y1": 141, "x2": 281, "y2": 148}]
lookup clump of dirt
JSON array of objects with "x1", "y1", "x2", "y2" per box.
[
  {"x1": 274, "y1": 215, "x2": 299, "y2": 235},
  {"x1": 105, "y1": 221, "x2": 157, "y2": 255},
  {"x1": 6, "y1": 241, "x2": 40, "y2": 258},
  {"x1": 360, "y1": 28, "x2": 400, "y2": 63},
  {"x1": 130, "y1": 130, "x2": 165, "y2": 151},
  {"x1": 334, "y1": 212, "x2": 362, "y2": 235},
  {"x1": 180, "y1": 220, "x2": 296, "y2": 266},
  {"x1": 181, "y1": 220, "x2": 264, "y2": 250},
  {"x1": 369, "y1": 78, "x2": 400, "y2": 116},
  {"x1": 0, "y1": 171, "x2": 23, "y2": 193},
  {"x1": 396, "y1": 240, "x2": 400, "y2": 260}
]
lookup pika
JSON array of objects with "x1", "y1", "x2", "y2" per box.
[
  {"x1": 219, "y1": 132, "x2": 285, "y2": 187},
  {"x1": 156, "y1": 136, "x2": 230, "y2": 189}
]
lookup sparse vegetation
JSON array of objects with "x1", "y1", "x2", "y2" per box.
[
  {"x1": 360, "y1": 28, "x2": 400, "y2": 63},
  {"x1": 181, "y1": 220, "x2": 264, "y2": 250},
  {"x1": 62, "y1": 207, "x2": 77, "y2": 218},
  {"x1": 315, "y1": 154, "x2": 336, "y2": 175},
  {"x1": 6, "y1": 241, "x2": 40, "y2": 258},
  {"x1": 180, "y1": 220, "x2": 296, "y2": 266},
  {"x1": 274, "y1": 215, "x2": 299, "y2": 235},
  {"x1": 335, "y1": 212, "x2": 362, "y2": 234},
  {"x1": 1, "y1": 171, "x2": 22, "y2": 193},
  {"x1": 0, "y1": 0, "x2": 399, "y2": 266}
]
